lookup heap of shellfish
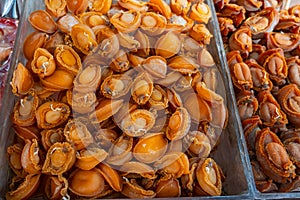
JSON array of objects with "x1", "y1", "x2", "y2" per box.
[
  {"x1": 6, "y1": 0, "x2": 229, "y2": 199},
  {"x1": 215, "y1": 0, "x2": 300, "y2": 193}
]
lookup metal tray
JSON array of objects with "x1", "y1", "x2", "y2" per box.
[{"x1": 0, "y1": 0, "x2": 254, "y2": 198}]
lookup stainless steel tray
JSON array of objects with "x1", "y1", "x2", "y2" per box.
[{"x1": 0, "y1": 0, "x2": 254, "y2": 198}]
